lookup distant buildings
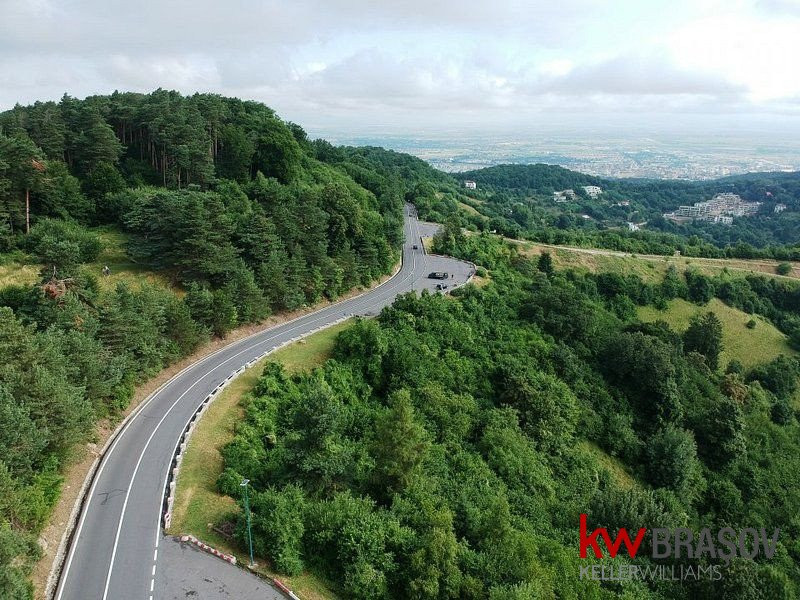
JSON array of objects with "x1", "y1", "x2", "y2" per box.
[
  {"x1": 775, "y1": 203, "x2": 787, "y2": 213},
  {"x1": 663, "y1": 193, "x2": 761, "y2": 225},
  {"x1": 627, "y1": 222, "x2": 640, "y2": 231},
  {"x1": 583, "y1": 185, "x2": 602, "y2": 199},
  {"x1": 464, "y1": 180, "x2": 477, "y2": 190},
  {"x1": 615, "y1": 200, "x2": 630, "y2": 207},
  {"x1": 553, "y1": 189, "x2": 576, "y2": 202}
]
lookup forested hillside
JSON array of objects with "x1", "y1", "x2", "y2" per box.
[
  {"x1": 2, "y1": 90, "x2": 799, "y2": 599},
  {"x1": 0, "y1": 91, "x2": 444, "y2": 598},
  {"x1": 218, "y1": 229, "x2": 800, "y2": 599},
  {"x1": 450, "y1": 164, "x2": 800, "y2": 258}
]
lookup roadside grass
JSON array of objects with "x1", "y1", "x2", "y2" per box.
[
  {"x1": 580, "y1": 441, "x2": 637, "y2": 490},
  {"x1": 470, "y1": 273, "x2": 491, "y2": 287},
  {"x1": 637, "y1": 298, "x2": 795, "y2": 370},
  {"x1": 168, "y1": 320, "x2": 354, "y2": 600}
]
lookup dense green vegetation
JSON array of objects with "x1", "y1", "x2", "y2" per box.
[
  {"x1": 444, "y1": 164, "x2": 800, "y2": 259},
  {"x1": 0, "y1": 91, "x2": 420, "y2": 598},
  {"x1": 2, "y1": 89, "x2": 799, "y2": 598},
  {"x1": 219, "y1": 230, "x2": 800, "y2": 599}
]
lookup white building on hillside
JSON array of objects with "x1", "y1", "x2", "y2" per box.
[
  {"x1": 663, "y1": 193, "x2": 760, "y2": 225},
  {"x1": 553, "y1": 189, "x2": 576, "y2": 203},
  {"x1": 464, "y1": 180, "x2": 477, "y2": 190},
  {"x1": 583, "y1": 185, "x2": 602, "y2": 199}
]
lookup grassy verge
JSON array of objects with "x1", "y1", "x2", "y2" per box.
[
  {"x1": 168, "y1": 320, "x2": 354, "y2": 600},
  {"x1": 638, "y1": 298, "x2": 796, "y2": 370}
]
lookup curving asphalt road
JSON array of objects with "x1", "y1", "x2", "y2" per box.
[{"x1": 54, "y1": 205, "x2": 473, "y2": 600}]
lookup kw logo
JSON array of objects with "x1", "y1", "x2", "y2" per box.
[{"x1": 579, "y1": 514, "x2": 646, "y2": 558}]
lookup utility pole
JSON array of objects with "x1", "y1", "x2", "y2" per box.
[
  {"x1": 25, "y1": 188, "x2": 30, "y2": 234},
  {"x1": 240, "y1": 479, "x2": 255, "y2": 568}
]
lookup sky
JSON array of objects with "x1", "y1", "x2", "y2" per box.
[{"x1": 1, "y1": 0, "x2": 799, "y2": 137}]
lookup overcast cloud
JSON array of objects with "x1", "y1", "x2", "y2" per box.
[{"x1": 1, "y1": 0, "x2": 798, "y2": 135}]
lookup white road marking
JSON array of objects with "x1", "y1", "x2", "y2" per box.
[
  {"x1": 60, "y1": 208, "x2": 461, "y2": 599},
  {"x1": 105, "y1": 213, "x2": 422, "y2": 598}
]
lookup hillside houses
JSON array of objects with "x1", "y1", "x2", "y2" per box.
[
  {"x1": 553, "y1": 189, "x2": 576, "y2": 202},
  {"x1": 582, "y1": 185, "x2": 602, "y2": 199},
  {"x1": 664, "y1": 193, "x2": 761, "y2": 225}
]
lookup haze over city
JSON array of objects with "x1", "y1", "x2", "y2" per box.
[{"x1": 3, "y1": 0, "x2": 799, "y2": 175}]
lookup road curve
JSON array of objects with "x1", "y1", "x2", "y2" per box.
[{"x1": 54, "y1": 205, "x2": 473, "y2": 600}]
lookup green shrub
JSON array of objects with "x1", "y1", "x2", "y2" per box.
[{"x1": 25, "y1": 219, "x2": 102, "y2": 269}]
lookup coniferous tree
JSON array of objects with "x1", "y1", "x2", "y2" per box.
[
  {"x1": 537, "y1": 251, "x2": 553, "y2": 275},
  {"x1": 371, "y1": 389, "x2": 429, "y2": 498}
]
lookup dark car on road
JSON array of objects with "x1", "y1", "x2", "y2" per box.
[{"x1": 428, "y1": 271, "x2": 449, "y2": 279}]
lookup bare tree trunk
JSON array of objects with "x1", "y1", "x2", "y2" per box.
[{"x1": 25, "y1": 188, "x2": 30, "y2": 234}]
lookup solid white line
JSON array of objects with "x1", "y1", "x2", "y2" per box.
[
  {"x1": 150, "y1": 211, "x2": 424, "y2": 571},
  {"x1": 74, "y1": 207, "x2": 451, "y2": 599},
  {"x1": 60, "y1": 211, "x2": 418, "y2": 599},
  {"x1": 105, "y1": 212, "x2": 420, "y2": 598},
  {"x1": 54, "y1": 360, "x2": 203, "y2": 600}
]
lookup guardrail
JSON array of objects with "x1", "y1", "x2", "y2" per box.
[{"x1": 161, "y1": 315, "x2": 352, "y2": 532}]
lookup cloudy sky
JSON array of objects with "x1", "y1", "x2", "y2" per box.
[{"x1": 1, "y1": 0, "x2": 799, "y2": 135}]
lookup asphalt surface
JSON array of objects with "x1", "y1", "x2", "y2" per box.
[
  {"x1": 54, "y1": 205, "x2": 473, "y2": 600},
  {"x1": 155, "y1": 538, "x2": 282, "y2": 600}
]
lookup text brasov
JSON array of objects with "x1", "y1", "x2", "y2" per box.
[{"x1": 578, "y1": 514, "x2": 779, "y2": 582}]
